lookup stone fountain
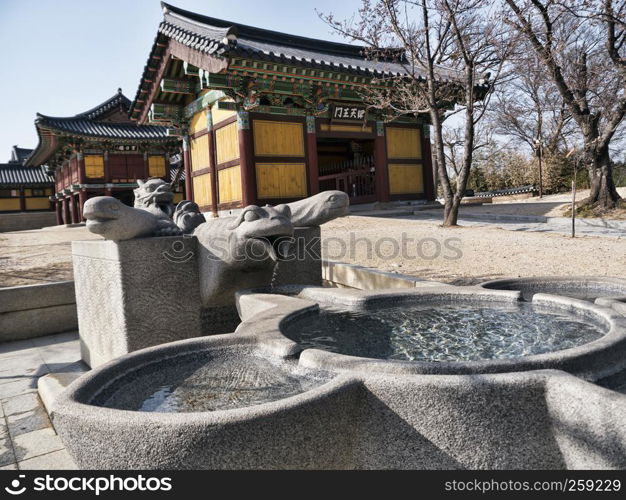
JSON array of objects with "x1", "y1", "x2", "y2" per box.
[
  {"x1": 46, "y1": 180, "x2": 626, "y2": 470},
  {"x1": 73, "y1": 179, "x2": 349, "y2": 367}
]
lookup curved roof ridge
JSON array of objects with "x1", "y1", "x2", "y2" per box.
[
  {"x1": 74, "y1": 89, "x2": 131, "y2": 120},
  {"x1": 161, "y1": 2, "x2": 391, "y2": 60},
  {"x1": 34, "y1": 90, "x2": 132, "y2": 122}
]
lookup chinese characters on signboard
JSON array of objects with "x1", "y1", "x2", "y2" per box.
[{"x1": 331, "y1": 104, "x2": 366, "y2": 123}]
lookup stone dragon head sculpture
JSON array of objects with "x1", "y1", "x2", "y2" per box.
[
  {"x1": 82, "y1": 187, "x2": 349, "y2": 306},
  {"x1": 133, "y1": 178, "x2": 176, "y2": 218}
]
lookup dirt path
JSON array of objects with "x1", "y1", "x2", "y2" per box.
[{"x1": 460, "y1": 187, "x2": 626, "y2": 218}]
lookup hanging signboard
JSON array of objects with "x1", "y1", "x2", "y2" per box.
[{"x1": 330, "y1": 104, "x2": 367, "y2": 123}]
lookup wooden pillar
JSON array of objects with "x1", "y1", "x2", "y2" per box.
[
  {"x1": 61, "y1": 197, "x2": 68, "y2": 224},
  {"x1": 305, "y1": 116, "x2": 320, "y2": 196},
  {"x1": 69, "y1": 195, "x2": 78, "y2": 224},
  {"x1": 237, "y1": 111, "x2": 256, "y2": 207},
  {"x1": 421, "y1": 124, "x2": 435, "y2": 201},
  {"x1": 55, "y1": 199, "x2": 63, "y2": 225},
  {"x1": 207, "y1": 113, "x2": 219, "y2": 217},
  {"x1": 183, "y1": 136, "x2": 193, "y2": 202},
  {"x1": 78, "y1": 190, "x2": 87, "y2": 222},
  {"x1": 143, "y1": 151, "x2": 150, "y2": 180},
  {"x1": 374, "y1": 121, "x2": 390, "y2": 203},
  {"x1": 205, "y1": 108, "x2": 218, "y2": 216},
  {"x1": 77, "y1": 152, "x2": 86, "y2": 184},
  {"x1": 104, "y1": 151, "x2": 113, "y2": 197},
  {"x1": 104, "y1": 150, "x2": 111, "y2": 184},
  {"x1": 19, "y1": 188, "x2": 26, "y2": 212}
]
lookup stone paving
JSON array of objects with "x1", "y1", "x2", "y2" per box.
[{"x1": 0, "y1": 332, "x2": 81, "y2": 470}]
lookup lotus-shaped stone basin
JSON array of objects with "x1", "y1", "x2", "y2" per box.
[
  {"x1": 51, "y1": 286, "x2": 626, "y2": 469},
  {"x1": 236, "y1": 286, "x2": 626, "y2": 381},
  {"x1": 52, "y1": 343, "x2": 626, "y2": 469},
  {"x1": 479, "y1": 276, "x2": 626, "y2": 302},
  {"x1": 90, "y1": 345, "x2": 331, "y2": 413}
]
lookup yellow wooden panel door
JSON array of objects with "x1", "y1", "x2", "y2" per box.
[
  {"x1": 280, "y1": 164, "x2": 307, "y2": 197},
  {"x1": 255, "y1": 163, "x2": 279, "y2": 198},
  {"x1": 388, "y1": 164, "x2": 424, "y2": 194},
  {"x1": 190, "y1": 135, "x2": 210, "y2": 172},
  {"x1": 218, "y1": 166, "x2": 243, "y2": 203},
  {"x1": 256, "y1": 163, "x2": 307, "y2": 198},
  {"x1": 386, "y1": 128, "x2": 422, "y2": 159},
  {"x1": 189, "y1": 109, "x2": 209, "y2": 134},
  {"x1": 148, "y1": 156, "x2": 166, "y2": 177},
  {"x1": 0, "y1": 198, "x2": 21, "y2": 211},
  {"x1": 192, "y1": 173, "x2": 212, "y2": 207},
  {"x1": 26, "y1": 198, "x2": 51, "y2": 210},
  {"x1": 84, "y1": 155, "x2": 105, "y2": 178},
  {"x1": 215, "y1": 122, "x2": 240, "y2": 165},
  {"x1": 253, "y1": 121, "x2": 305, "y2": 157}
]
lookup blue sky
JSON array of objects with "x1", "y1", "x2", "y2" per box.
[{"x1": 0, "y1": 0, "x2": 362, "y2": 161}]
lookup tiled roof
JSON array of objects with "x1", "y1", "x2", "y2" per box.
[
  {"x1": 159, "y1": 2, "x2": 461, "y2": 81},
  {"x1": 74, "y1": 89, "x2": 132, "y2": 120},
  {"x1": 0, "y1": 164, "x2": 53, "y2": 187},
  {"x1": 34, "y1": 114, "x2": 173, "y2": 141},
  {"x1": 9, "y1": 146, "x2": 33, "y2": 165},
  {"x1": 169, "y1": 156, "x2": 185, "y2": 183},
  {"x1": 26, "y1": 91, "x2": 178, "y2": 167}
]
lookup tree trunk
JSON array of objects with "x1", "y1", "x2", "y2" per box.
[
  {"x1": 584, "y1": 145, "x2": 621, "y2": 209},
  {"x1": 430, "y1": 110, "x2": 457, "y2": 226},
  {"x1": 586, "y1": 147, "x2": 621, "y2": 209},
  {"x1": 443, "y1": 195, "x2": 461, "y2": 226}
]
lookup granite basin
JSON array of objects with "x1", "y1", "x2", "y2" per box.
[{"x1": 236, "y1": 286, "x2": 626, "y2": 381}]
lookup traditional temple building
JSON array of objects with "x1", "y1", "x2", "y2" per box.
[
  {"x1": 25, "y1": 90, "x2": 182, "y2": 225},
  {"x1": 129, "y1": 3, "x2": 445, "y2": 215},
  {"x1": 0, "y1": 146, "x2": 53, "y2": 213}
]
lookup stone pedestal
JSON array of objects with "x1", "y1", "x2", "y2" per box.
[
  {"x1": 73, "y1": 227, "x2": 323, "y2": 368},
  {"x1": 73, "y1": 236, "x2": 202, "y2": 368}
]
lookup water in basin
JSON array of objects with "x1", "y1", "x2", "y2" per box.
[
  {"x1": 92, "y1": 348, "x2": 330, "y2": 412},
  {"x1": 283, "y1": 302, "x2": 606, "y2": 362}
]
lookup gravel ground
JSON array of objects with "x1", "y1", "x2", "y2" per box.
[
  {"x1": 0, "y1": 209, "x2": 624, "y2": 287},
  {"x1": 321, "y1": 215, "x2": 626, "y2": 285},
  {"x1": 0, "y1": 226, "x2": 101, "y2": 287}
]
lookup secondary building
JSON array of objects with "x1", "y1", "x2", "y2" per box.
[
  {"x1": 25, "y1": 90, "x2": 182, "y2": 224},
  {"x1": 0, "y1": 146, "x2": 53, "y2": 213},
  {"x1": 129, "y1": 2, "x2": 446, "y2": 216}
]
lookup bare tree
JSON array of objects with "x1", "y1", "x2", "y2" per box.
[
  {"x1": 321, "y1": 0, "x2": 509, "y2": 226},
  {"x1": 443, "y1": 122, "x2": 494, "y2": 179},
  {"x1": 492, "y1": 54, "x2": 575, "y2": 155},
  {"x1": 504, "y1": 0, "x2": 625, "y2": 209}
]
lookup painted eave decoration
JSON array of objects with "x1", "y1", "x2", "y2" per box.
[
  {"x1": 25, "y1": 90, "x2": 177, "y2": 167},
  {"x1": 129, "y1": 2, "x2": 468, "y2": 123}
]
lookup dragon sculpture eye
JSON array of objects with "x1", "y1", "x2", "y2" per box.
[{"x1": 243, "y1": 210, "x2": 260, "y2": 222}]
